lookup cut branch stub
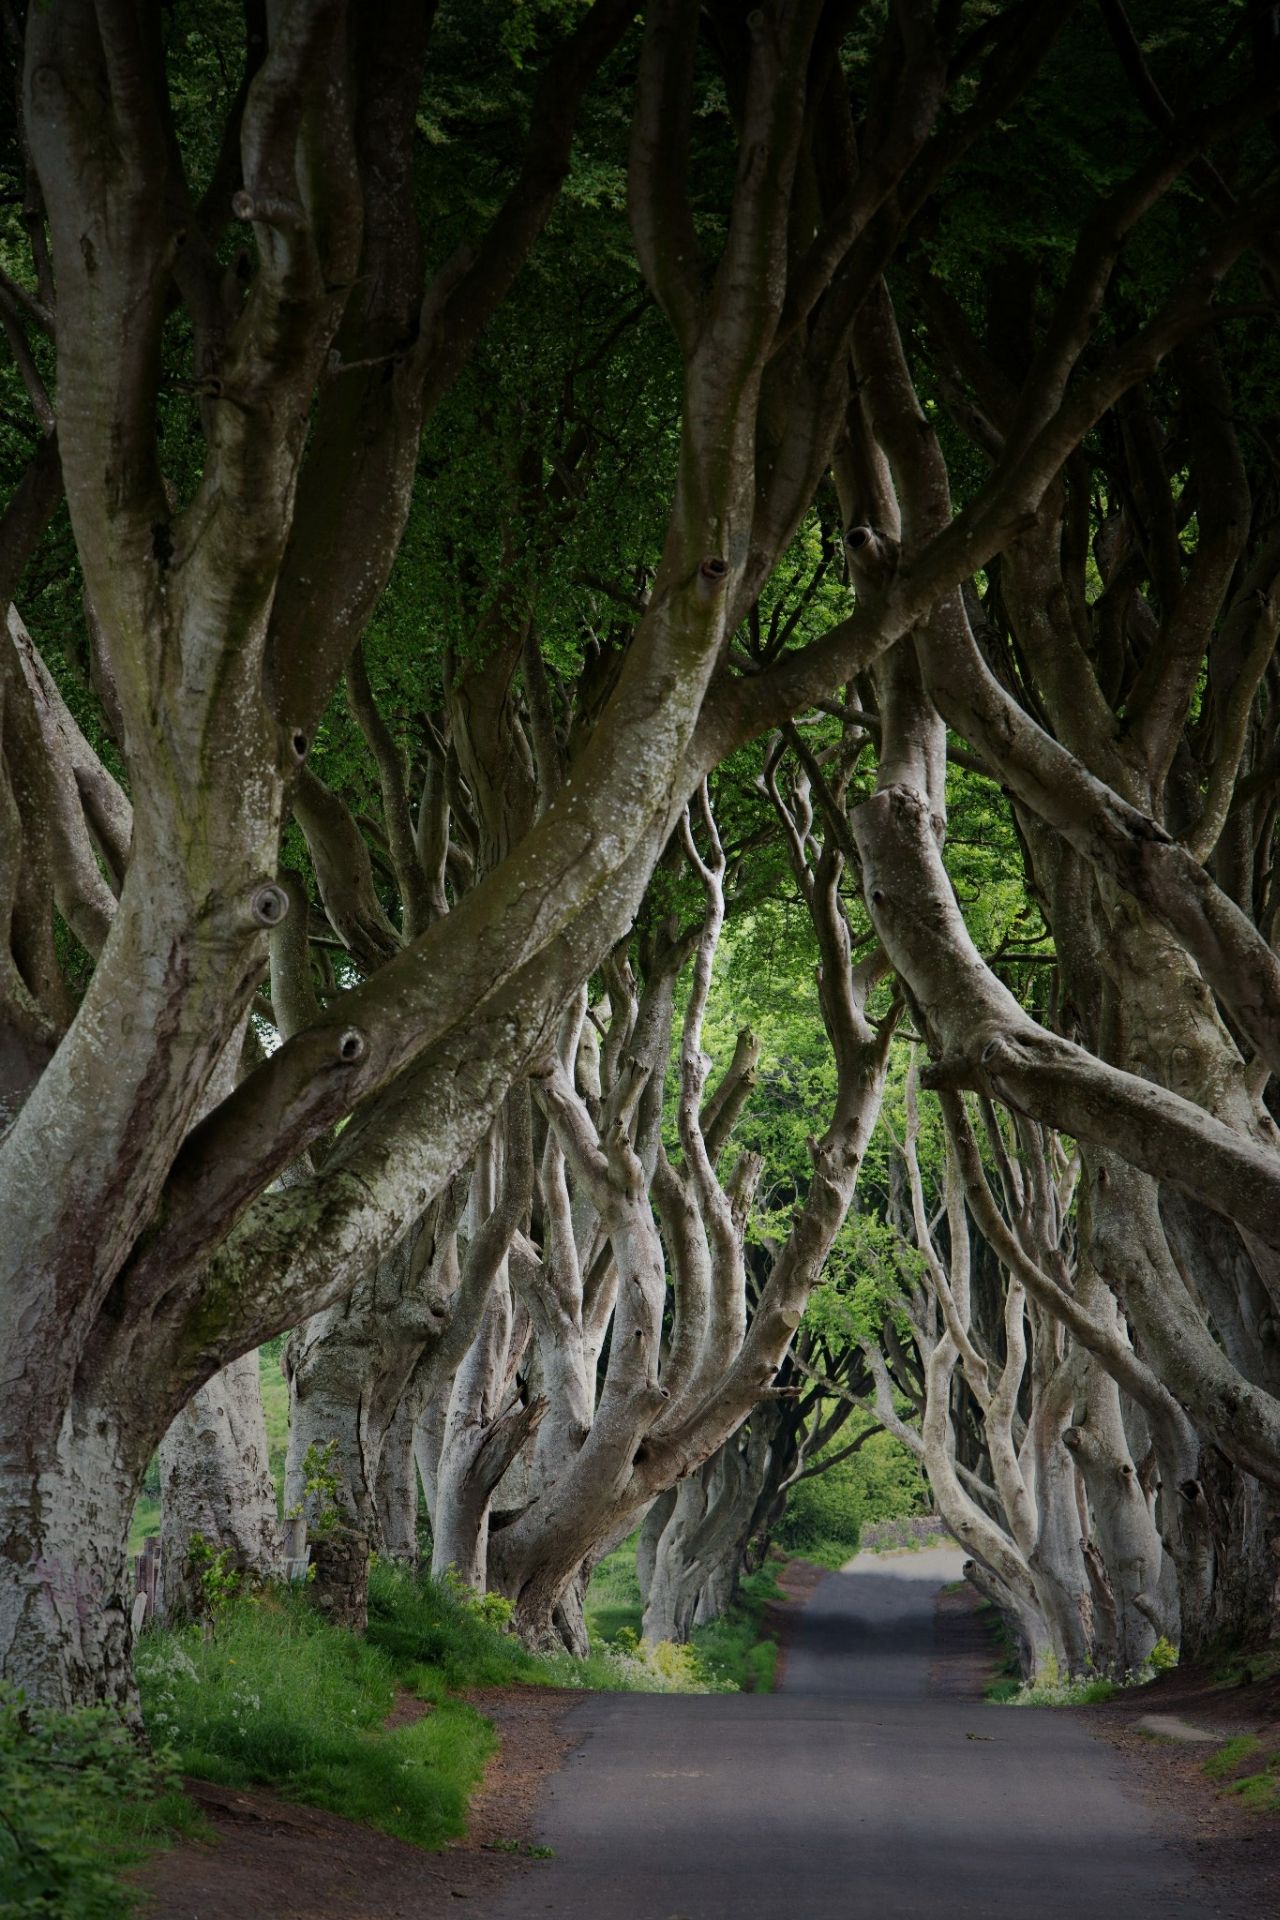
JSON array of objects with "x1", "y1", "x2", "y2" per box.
[
  {"x1": 337, "y1": 1029, "x2": 366, "y2": 1063},
  {"x1": 844, "y1": 526, "x2": 899, "y2": 588},
  {"x1": 250, "y1": 883, "x2": 290, "y2": 928},
  {"x1": 697, "y1": 556, "x2": 729, "y2": 600}
]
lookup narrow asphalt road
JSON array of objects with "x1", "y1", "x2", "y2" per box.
[{"x1": 478, "y1": 1547, "x2": 1219, "y2": 1920}]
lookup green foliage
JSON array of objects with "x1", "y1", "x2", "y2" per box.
[
  {"x1": 130, "y1": 1554, "x2": 739, "y2": 1889},
  {"x1": 437, "y1": 1566, "x2": 517, "y2": 1632},
  {"x1": 583, "y1": 1539, "x2": 779, "y2": 1692},
  {"x1": 688, "y1": 1566, "x2": 782, "y2": 1693},
  {"x1": 1225, "y1": 1770, "x2": 1280, "y2": 1814},
  {"x1": 257, "y1": 1340, "x2": 291, "y2": 1501},
  {"x1": 1213, "y1": 1646, "x2": 1280, "y2": 1689},
  {"x1": 582, "y1": 1535, "x2": 644, "y2": 1647},
  {"x1": 0, "y1": 1685, "x2": 197, "y2": 1919},
  {"x1": 1203, "y1": 1734, "x2": 1280, "y2": 1815},
  {"x1": 605, "y1": 1627, "x2": 732, "y2": 1692},
  {"x1": 993, "y1": 1651, "x2": 1120, "y2": 1707},
  {"x1": 183, "y1": 1533, "x2": 241, "y2": 1623},
  {"x1": 989, "y1": 1636, "x2": 1183, "y2": 1708},
  {"x1": 136, "y1": 1588, "x2": 493, "y2": 1852},
  {"x1": 368, "y1": 1559, "x2": 733, "y2": 1697},
  {"x1": 366, "y1": 1561, "x2": 539, "y2": 1693},
  {"x1": 777, "y1": 1422, "x2": 929, "y2": 1568},
  {"x1": 1203, "y1": 1734, "x2": 1262, "y2": 1781},
  {"x1": 287, "y1": 1439, "x2": 343, "y2": 1539}
]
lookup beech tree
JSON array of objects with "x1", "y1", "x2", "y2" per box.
[{"x1": 3, "y1": 0, "x2": 1278, "y2": 1715}]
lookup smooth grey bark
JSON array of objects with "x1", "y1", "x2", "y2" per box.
[
  {"x1": 283, "y1": 1231, "x2": 434, "y2": 1546},
  {"x1": 641, "y1": 1431, "x2": 771, "y2": 1645},
  {"x1": 636, "y1": 1489, "x2": 677, "y2": 1612},
  {"x1": 374, "y1": 1392, "x2": 421, "y2": 1562},
  {"x1": 158, "y1": 1352, "x2": 281, "y2": 1618}
]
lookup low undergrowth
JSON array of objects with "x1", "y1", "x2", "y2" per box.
[
  {"x1": 137, "y1": 1561, "x2": 735, "y2": 1870},
  {"x1": 986, "y1": 1636, "x2": 1180, "y2": 1707},
  {"x1": 1203, "y1": 1732, "x2": 1280, "y2": 1813},
  {"x1": 583, "y1": 1536, "x2": 645, "y2": 1646},
  {"x1": 137, "y1": 1585, "x2": 495, "y2": 1852},
  {"x1": 1214, "y1": 1645, "x2": 1280, "y2": 1690},
  {"x1": 987, "y1": 1668, "x2": 1121, "y2": 1707},
  {"x1": 0, "y1": 1684, "x2": 205, "y2": 1919},
  {"x1": 779, "y1": 1534, "x2": 861, "y2": 1570},
  {"x1": 583, "y1": 1538, "x2": 780, "y2": 1691},
  {"x1": 368, "y1": 1559, "x2": 736, "y2": 1694},
  {"x1": 688, "y1": 1565, "x2": 782, "y2": 1692}
]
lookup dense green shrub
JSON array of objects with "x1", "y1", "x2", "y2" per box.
[
  {"x1": 0, "y1": 1685, "x2": 190, "y2": 1919},
  {"x1": 777, "y1": 1425, "x2": 929, "y2": 1566},
  {"x1": 689, "y1": 1567, "x2": 782, "y2": 1691},
  {"x1": 370, "y1": 1558, "x2": 735, "y2": 1695}
]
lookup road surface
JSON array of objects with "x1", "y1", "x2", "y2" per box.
[{"x1": 478, "y1": 1546, "x2": 1216, "y2": 1920}]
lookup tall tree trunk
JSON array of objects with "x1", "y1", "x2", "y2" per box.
[
  {"x1": 158, "y1": 1352, "x2": 281, "y2": 1618},
  {"x1": 375, "y1": 1393, "x2": 421, "y2": 1562},
  {"x1": 0, "y1": 1396, "x2": 148, "y2": 1713}
]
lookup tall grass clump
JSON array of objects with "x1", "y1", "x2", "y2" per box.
[
  {"x1": 690, "y1": 1565, "x2": 782, "y2": 1691},
  {"x1": 136, "y1": 1587, "x2": 494, "y2": 1850},
  {"x1": 366, "y1": 1560, "x2": 540, "y2": 1694}
]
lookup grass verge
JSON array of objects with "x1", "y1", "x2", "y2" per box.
[
  {"x1": 1203, "y1": 1732, "x2": 1280, "y2": 1813},
  {"x1": 985, "y1": 1631, "x2": 1180, "y2": 1707},
  {"x1": 137, "y1": 1583, "x2": 496, "y2": 1853}
]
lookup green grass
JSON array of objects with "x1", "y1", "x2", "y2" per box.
[
  {"x1": 989, "y1": 1672, "x2": 1119, "y2": 1706},
  {"x1": 1226, "y1": 1769, "x2": 1280, "y2": 1812},
  {"x1": 1204, "y1": 1734, "x2": 1280, "y2": 1814},
  {"x1": 129, "y1": 1492, "x2": 161, "y2": 1555},
  {"x1": 367, "y1": 1560, "x2": 544, "y2": 1694},
  {"x1": 137, "y1": 1584, "x2": 496, "y2": 1852},
  {"x1": 690, "y1": 1566, "x2": 782, "y2": 1691},
  {"x1": 369, "y1": 1558, "x2": 734, "y2": 1696},
  {"x1": 583, "y1": 1535, "x2": 644, "y2": 1647},
  {"x1": 583, "y1": 1538, "x2": 780, "y2": 1691},
  {"x1": 783, "y1": 1535, "x2": 859, "y2": 1570},
  {"x1": 259, "y1": 1337, "x2": 290, "y2": 1492},
  {"x1": 15, "y1": 1551, "x2": 752, "y2": 1920},
  {"x1": 1204, "y1": 1733, "x2": 1263, "y2": 1779}
]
